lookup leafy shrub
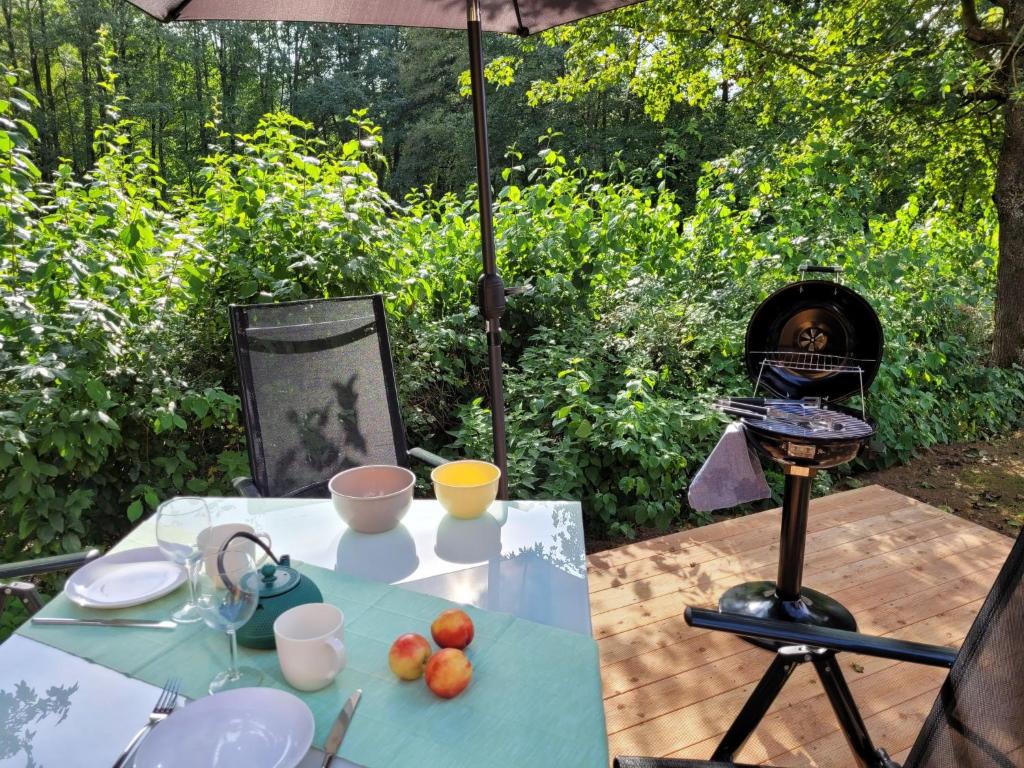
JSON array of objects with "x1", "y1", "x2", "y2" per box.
[
  {"x1": 0, "y1": 74, "x2": 246, "y2": 560},
  {"x1": 2, "y1": 65, "x2": 1022, "y2": 562}
]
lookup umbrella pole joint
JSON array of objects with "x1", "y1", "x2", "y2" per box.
[{"x1": 478, "y1": 273, "x2": 507, "y2": 323}]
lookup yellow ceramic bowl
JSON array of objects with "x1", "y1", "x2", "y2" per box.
[{"x1": 431, "y1": 460, "x2": 501, "y2": 519}]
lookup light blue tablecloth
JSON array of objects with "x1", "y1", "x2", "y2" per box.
[{"x1": 18, "y1": 561, "x2": 609, "y2": 767}]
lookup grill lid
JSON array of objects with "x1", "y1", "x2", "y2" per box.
[{"x1": 744, "y1": 273, "x2": 883, "y2": 403}]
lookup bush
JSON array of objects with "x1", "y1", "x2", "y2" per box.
[
  {"x1": 0, "y1": 75, "x2": 247, "y2": 560},
  {"x1": 2, "y1": 67, "x2": 1022, "y2": 562}
]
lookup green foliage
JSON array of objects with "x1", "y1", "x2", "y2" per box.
[
  {"x1": 2, "y1": 53, "x2": 1022, "y2": 564},
  {"x1": 391, "y1": 121, "x2": 1024, "y2": 537},
  {"x1": 0, "y1": 3, "x2": 731, "y2": 205},
  {"x1": 0, "y1": 70, "x2": 244, "y2": 560},
  {"x1": 0, "y1": 598, "x2": 27, "y2": 640}
]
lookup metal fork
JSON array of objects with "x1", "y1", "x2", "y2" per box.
[{"x1": 111, "y1": 677, "x2": 181, "y2": 767}]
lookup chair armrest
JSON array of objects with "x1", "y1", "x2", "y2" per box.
[
  {"x1": 238, "y1": 477, "x2": 328, "y2": 499},
  {"x1": 283, "y1": 480, "x2": 329, "y2": 498},
  {"x1": 232, "y1": 476, "x2": 263, "y2": 498},
  {"x1": 0, "y1": 548, "x2": 102, "y2": 580},
  {"x1": 685, "y1": 607, "x2": 958, "y2": 668},
  {"x1": 408, "y1": 447, "x2": 449, "y2": 467}
]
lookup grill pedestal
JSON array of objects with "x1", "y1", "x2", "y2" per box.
[{"x1": 718, "y1": 467, "x2": 857, "y2": 649}]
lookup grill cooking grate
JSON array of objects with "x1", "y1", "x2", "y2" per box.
[
  {"x1": 714, "y1": 398, "x2": 874, "y2": 441},
  {"x1": 749, "y1": 351, "x2": 870, "y2": 375},
  {"x1": 748, "y1": 351, "x2": 876, "y2": 417},
  {"x1": 746, "y1": 401, "x2": 873, "y2": 440}
]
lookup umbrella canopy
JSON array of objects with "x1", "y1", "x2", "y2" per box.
[
  {"x1": 123, "y1": 0, "x2": 649, "y2": 499},
  {"x1": 128, "y1": 0, "x2": 645, "y2": 35}
]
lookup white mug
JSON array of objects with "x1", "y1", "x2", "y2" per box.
[
  {"x1": 197, "y1": 523, "x2": 272, "y2": 587},
  {"x1": 274, "y1": 603, "x2": 347, "y2": 692}
]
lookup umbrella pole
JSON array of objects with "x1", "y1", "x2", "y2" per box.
[{"x1": 467, "y1": 0, "x2": 509, "y2": 499}]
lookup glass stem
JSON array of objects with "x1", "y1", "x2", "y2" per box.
[
  {"x1": 227, "y1": 629, "x2": 239, "y2": 679},
  {"x1": 186, "y1": 567, "x2": 198, "y2": 607}
]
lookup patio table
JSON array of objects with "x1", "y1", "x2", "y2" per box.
[{"x1": 0, "y1": 497, "x2": 596, "y2": 767}]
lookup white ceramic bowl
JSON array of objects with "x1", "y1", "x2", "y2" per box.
[{"x1": 329, "y1": 465, "x2": 416, "y2": 534}]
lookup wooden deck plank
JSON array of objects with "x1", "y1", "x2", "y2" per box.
[
  {"x1": 594, "y1": 534, "x2": 1005, "y2": 668},
  {"x1": 606, "y1": 599, "x2": 985, "y2": 758},
  {"x1": 587, "y1": 485, "x2": 911, "y2": 571},
  {"x1": 600, "y1": 562, "x2": 999, "y2": 700},
  {"x1": 665, "y1": 587, "x2": 999, "y2": 763},
  {"x1": 603, "y1": 591, "x2": 985, "y2": 737},
  {"x1": 756, "y1": 690, "x2": 938, "y2": 767},
  {"x1": 598, "y1": 536, "x2": 1003, "y2": 671},
  {"x1": 589, "y1": 505, "x2": 939, "y2": 612},
  {"x1": 590, "y1": 485, "x2": 1016, "y2": 767},
  {"x1": 667, "y1": 659, "x2": 948, "y2": 763},
  {"x1": 587, "y1": 486, "x2": 927, "y2": 587},
  {"x1": 593, "y1": 516, "x2": 1002, "y2": 640}
]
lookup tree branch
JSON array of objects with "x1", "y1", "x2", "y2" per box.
[
  {"x1": 962, "y1": 88, "x2": 1008, "y2": 103},
  {"x1": 961, "y1": 0, "x2": 1010, "y2": 46},
  {"x1": 725, "y1": 31, "x2": 818, "y2": 73},
  {"x1": 667, "y1": 27, "x2": 820, "y2": 75}
]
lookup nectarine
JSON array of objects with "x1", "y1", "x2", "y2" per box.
[
  {"x1": 388, "y1": 633, "x2": 432, "y2": 681},
  {"x1": 424, "y1": 647, "x2": 472, "y2": 698},
  {"x1": 431, "y1": 608, "x2": 474, "y2": 650}
]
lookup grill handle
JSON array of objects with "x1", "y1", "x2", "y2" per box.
[{"x1": 798, "y1": 262, "x2": 843, "y2": 275}]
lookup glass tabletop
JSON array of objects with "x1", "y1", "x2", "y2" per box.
[{"x1": 0, "y1": 498, "x2": 592, "y2": 767}]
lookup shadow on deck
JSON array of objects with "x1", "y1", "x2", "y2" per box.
[{"x1": 587, "y1": 485, "x2": 1014, "y2": 766}]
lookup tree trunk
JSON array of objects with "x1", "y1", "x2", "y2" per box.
[
  {"x1": 95, "y1": 57, "x2": 106, "y2": 128},
  {"x1": 1, "y1": 0, "x2": 17, "y2": 68},
  {"x1": 38, "y1": 1, "x2": 60, "y2": 175},
  {"x1": 192, "y1": 27, "x2": 209, "y2": 154},
  {"x1": 992, "y1": 98, "x2": 1024, "y2": 366},
  {"x1": 22, "y1": 0, "x2": 55, "y2": 172},
  {"x1": 78, "y1": 43, "x2": 94, "y2": 170},
  {"x1": 61, "y1": 75, "x2": 79, "y2": 166},
  {"x1": 215, "y1": 26, "x2": 236, "y2": 142},
  {"x1": 154, "y1": 37, "x2": 167, "y2": 188}
]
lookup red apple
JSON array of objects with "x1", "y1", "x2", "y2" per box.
[
  {"x1": 424, "y1": 648, "x2": 472, "y2": 698},
  {"x1": 388, "y1": 633, "x2": 432, "y2": 681},
  {"x1": 431, "y1": 608, "x2": 474, "y2": 650}
]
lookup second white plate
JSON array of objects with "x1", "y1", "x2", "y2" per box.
[
  {"x1": 133, "y1": 687, "x2": 315, "y2": 768},
  {"x1": 64, "y1": 547, "x2": 186, "y2": 609}
]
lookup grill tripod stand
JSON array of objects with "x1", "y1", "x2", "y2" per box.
[{"x1": 710, "y1": 644, "x2": 899, "y2": 768}]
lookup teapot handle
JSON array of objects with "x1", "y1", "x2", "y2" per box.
[{"x1": 217, "y1": 531, "x2": 280, "y2": 591}]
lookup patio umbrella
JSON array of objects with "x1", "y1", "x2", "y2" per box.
[{"x1": 124, "y1": 0, "x2": 649, "y2": 499}]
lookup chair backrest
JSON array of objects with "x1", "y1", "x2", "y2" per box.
[
  {"x1": 230, "y1": 295, "x2": 409, "y2": 497},
  {"x1": 905, "y1": 530, "x2": 1024, "y2": 768}
]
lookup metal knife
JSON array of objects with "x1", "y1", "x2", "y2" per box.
[
  {"x1": 321, "y1": 689, "x2": 362, "y2": 768},
  {"x1": 31, "y1": 617, "x2": 177, "y2": 629}
]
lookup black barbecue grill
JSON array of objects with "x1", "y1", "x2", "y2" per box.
[{"x1": 714, "y1": 264, "x2": 883, "y2": 645}]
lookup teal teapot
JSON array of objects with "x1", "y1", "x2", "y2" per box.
[{"x1": 218, "y1": 532, "x2": 324, "y2": 649}]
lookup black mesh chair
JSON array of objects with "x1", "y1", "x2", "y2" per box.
[
  {"x1": 1, "y1": 549, "x2": 101, "y2": 616},
  {"x1": 616, "y1": 531, "x2": 1024, "y2": 768},
  {"x1": 229, "y1": 295, "x2": 445, "y2": 498}
]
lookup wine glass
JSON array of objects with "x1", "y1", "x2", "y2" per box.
[
  {"x1": 155, "y1": 497, "x2": 211, "y2": 624},
  {"x1": 195, "y1": 548, "x2": 263, "y2": 694}
]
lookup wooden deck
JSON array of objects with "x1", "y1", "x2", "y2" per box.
[{"x1": 587, "y1": 485, "x2": 1015, "y2": 766}]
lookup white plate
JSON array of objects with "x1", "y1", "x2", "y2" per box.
[
  {"x1": 64, "y1": 547, "x2": 186, "y2": 609},
  {"x1": 134, "y1": 687, "x2": 315, "y2": 768}
]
